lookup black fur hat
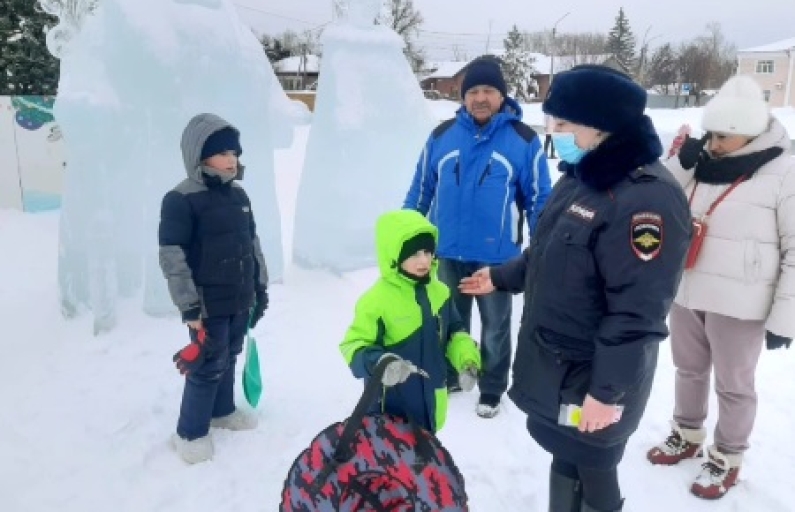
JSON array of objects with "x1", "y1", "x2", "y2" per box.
[{"x1": 542, "y1": 65, "x2": 647, "y2": 133}]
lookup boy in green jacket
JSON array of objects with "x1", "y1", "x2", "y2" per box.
[{"x1": 340, "y1": 209, "x2": 481, "y2": 433}]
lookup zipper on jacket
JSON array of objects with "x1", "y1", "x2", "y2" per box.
[
  {"x1": 478, "y1": 161, "x2": 492, "y2": 186},
  {"x1": 453, "y1": 160, "x2": 460, "y2": 185}
]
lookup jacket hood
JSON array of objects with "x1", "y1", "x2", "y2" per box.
[
  {"x1": 375, "y1": 210, "x2": 438, "y2": 282},
  {"x1": 456, "y1": 96, "x2": 523, "y2": 135},
  {"x1": 181, "y1": 113, "x2": 243, "y2": 182}
]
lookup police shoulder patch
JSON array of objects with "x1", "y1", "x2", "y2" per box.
[{"x1": 630, "y1": 212, "x2": 663, "y2": 261}]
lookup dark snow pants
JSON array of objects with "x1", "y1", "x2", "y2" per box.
[
  {"x1": 437, "y1": 258, "x2": 512, "y2": 397},
  {"x1": 176, "y1": 311, "x2": 248, "y2": 440}
]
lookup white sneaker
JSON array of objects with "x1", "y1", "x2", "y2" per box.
[
  {"x1": 210, "y1": 409, "x2": 259, "y2": 431},
  {"x1": 171, "y1": 433, "x2": 213, "y2": 464}
]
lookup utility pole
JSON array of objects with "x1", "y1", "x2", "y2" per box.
[
  {"x1": 549, "y1": 12, "x2": 570, "y2": 89},
  {"x1": 300, "y1": 43, "x2": 308, "y2": 90}
]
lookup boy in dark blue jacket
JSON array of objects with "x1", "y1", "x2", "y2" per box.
[{"x1": 159, "y1": 113, "x2": 269, "y2": 464}]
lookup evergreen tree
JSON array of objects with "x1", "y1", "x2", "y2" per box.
[
  {"x1": 605, "y1": 7, "x2": 636, "y2": 74},
  {"x1": 502, "y1": 25, "x2": 535, "y2": 101},
  {"x1": 0, "y1": 0, "x2": 60, "y2": 95}
]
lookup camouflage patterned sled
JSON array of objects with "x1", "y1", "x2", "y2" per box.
[{"x1": 280, "y1": 413, "x2": 468, "y2": 511}]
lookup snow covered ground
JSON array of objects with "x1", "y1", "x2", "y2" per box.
[{"x1": 2, "y1": 104, "x2": 794, "y2": 511}]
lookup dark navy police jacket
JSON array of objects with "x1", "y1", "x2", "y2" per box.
[{"x1": 491, "y1": 116, "x2": 691, "y2": 465}]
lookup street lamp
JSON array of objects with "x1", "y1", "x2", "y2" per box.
[
  {"x1": 638, "y1": 25, "x2": 660, "y2": 84},
  {"x1": 549, "y1": 12, "x2": 570, "y2": 90}
]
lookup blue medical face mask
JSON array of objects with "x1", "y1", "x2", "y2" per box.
[{"x1": 551, "y1": 132, "x2": 588, "y2": 164}]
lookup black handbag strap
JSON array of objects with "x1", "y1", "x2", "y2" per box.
[
  {"x1": 310, "y1": 357, "x2": 392, "y2": 493},
  {"x1": 310, "y1": 357, "x2": 437, "y2": 495}
]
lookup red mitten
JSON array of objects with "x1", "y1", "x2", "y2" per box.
[
  {"x1": 668, "y1": 125, "x2": 691, "y2": 158},
  {"x1": 173, "y1": 328, "x2": 209, "y2": 375}
]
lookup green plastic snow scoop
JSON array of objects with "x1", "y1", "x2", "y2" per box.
[{"x1": 242, "y1": 311, "x2": 263, "y2": 408}]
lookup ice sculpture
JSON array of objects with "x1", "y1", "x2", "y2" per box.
[
  {"x1": 292, "y1": 0, "x2": 435, "y2": 272},
  {"x1": 44, "y1": 0, "x2": 295, "y2": 333}
]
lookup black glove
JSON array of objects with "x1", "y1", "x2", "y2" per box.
[
  {"x1": 173, "y1": 327, "x2": 210, "y2": 375},
  {"x1": 250, "y1": 289, "x2": 268, "y2": 328},
  {"x1": 678, "y1": 134, "x2": 710, "y2": 170},
  {"x1": 766, "y1": 330, "x2": 792, "y2": 350}
]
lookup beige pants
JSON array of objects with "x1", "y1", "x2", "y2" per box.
[{"x1": 670, "y1": 303, "x2": 765, "y2": 453}]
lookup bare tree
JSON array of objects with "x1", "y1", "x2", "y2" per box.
[
  {"x1": 332, "y1": 0, "x2": 346, "y2": 20},
  {"x1": 677, "y1": 41, "x2": 712, "y2": 101},
  {"x1": 558, "y1": 33, "x2": 608, "y2": 65},
  {"x1": 646, "y1": 43, "x2": 678, "y2": 93},
  {"x1": 695, "y1": 22, "x2": 736, "y2": 88},
  {"x1": 378, "y1": 0, "x2": 425, "y2": 72},
  {"x1": 522, "y1": 30, "x2": 607, "y2": 66},
  {"x1": 261, "y1": 29, "x2": 321, "y2": 62},
  {"x1": 522, "y1": 30, "x2": 551, "y2": 54}
]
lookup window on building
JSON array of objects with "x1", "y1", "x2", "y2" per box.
[
  {"x1": 279, "y1": 77, "x2": 302, "y2": 91},
  {"x1": 756, "y1": 60, "x2": 774, "y2": 73},
  {"x1": 763, "y1": 90, "x2": 771, "y2": 102}
]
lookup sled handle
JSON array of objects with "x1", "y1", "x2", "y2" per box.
[{"x1": 309, "y1": 357, "x2": 393, "y2": 493}]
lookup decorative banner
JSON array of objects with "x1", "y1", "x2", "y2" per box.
[
  {"x1": 0, "y1": 96, "x2": 65, "y2": 211},
  {"x1": 11, "y1": 96, "x2": 57, "y2": 132}
]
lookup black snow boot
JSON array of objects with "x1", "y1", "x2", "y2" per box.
[
  {"x1": 549, "y1": 470, "x2": 582, "y2": 512},
  {"x1": 581, "y1": 498, "x2": 624, "y2": 512}
]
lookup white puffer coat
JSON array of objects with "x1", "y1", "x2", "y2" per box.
[{"x1": 666, "y1": 118, "x2": 795, "y2": 338}]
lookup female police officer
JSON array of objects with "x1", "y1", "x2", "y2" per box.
[{"x1": 460, "y1": 65, "x2": 691, "y2": 512}]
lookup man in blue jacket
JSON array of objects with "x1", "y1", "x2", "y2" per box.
[{"x1": 403, "y1": 56, "x2": 552, "y2": 418}]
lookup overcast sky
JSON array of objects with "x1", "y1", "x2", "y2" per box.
[{"x1": 234, "y1": 0, "x2": 795, "y2": 60}]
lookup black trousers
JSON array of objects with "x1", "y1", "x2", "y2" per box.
[{"x1": 552, "y1": 457, "x2": 621, "y2": 510}]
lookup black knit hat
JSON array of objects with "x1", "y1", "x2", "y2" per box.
[
  {"x1": 200, "y1": 127, "x2": 242, "y2": 161},
  {"x1": 461, "y1": 57, "x2": 508, "y2": 99},
  {"x1": 542, "y1": 65, "x2": 647, "y2": 133},
  {"x1": 398, "y1": 232, "x2": 436, "y2": 265}
]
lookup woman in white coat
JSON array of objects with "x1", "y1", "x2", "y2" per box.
[{"x1": 647, "y1": 75, "x2": 794, "y2": 499}]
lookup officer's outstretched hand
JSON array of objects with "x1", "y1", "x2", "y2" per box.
[{"x1": 459, "y1": 268, "x2": 495, "y2": 295}]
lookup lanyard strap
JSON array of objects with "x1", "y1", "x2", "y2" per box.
[{"x1": 688, "y1": 175, "x2": 747, "y2": 216}]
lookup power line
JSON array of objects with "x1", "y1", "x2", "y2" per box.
[
  {"x1": 419, "y1": 29, "x2": 510, "y2": 37},
  {"x1": 231, "y1": 3, "x2": 326, "y2": 26}
]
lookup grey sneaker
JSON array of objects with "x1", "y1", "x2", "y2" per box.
[{"x1": 476, "y1": 393, "x2": 500, "y2": 418}]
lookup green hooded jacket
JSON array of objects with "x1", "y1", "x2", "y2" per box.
[{"x1": 340, "y1": 209, "x2": 481, "y2": 432}]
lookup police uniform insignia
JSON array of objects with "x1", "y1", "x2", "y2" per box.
[
  {"x1": 567, "y1": 203, "x2": 596, "y2": 222},
  {"x1": 631, "y1": 212, "x2": 663, "y2": 261}
]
